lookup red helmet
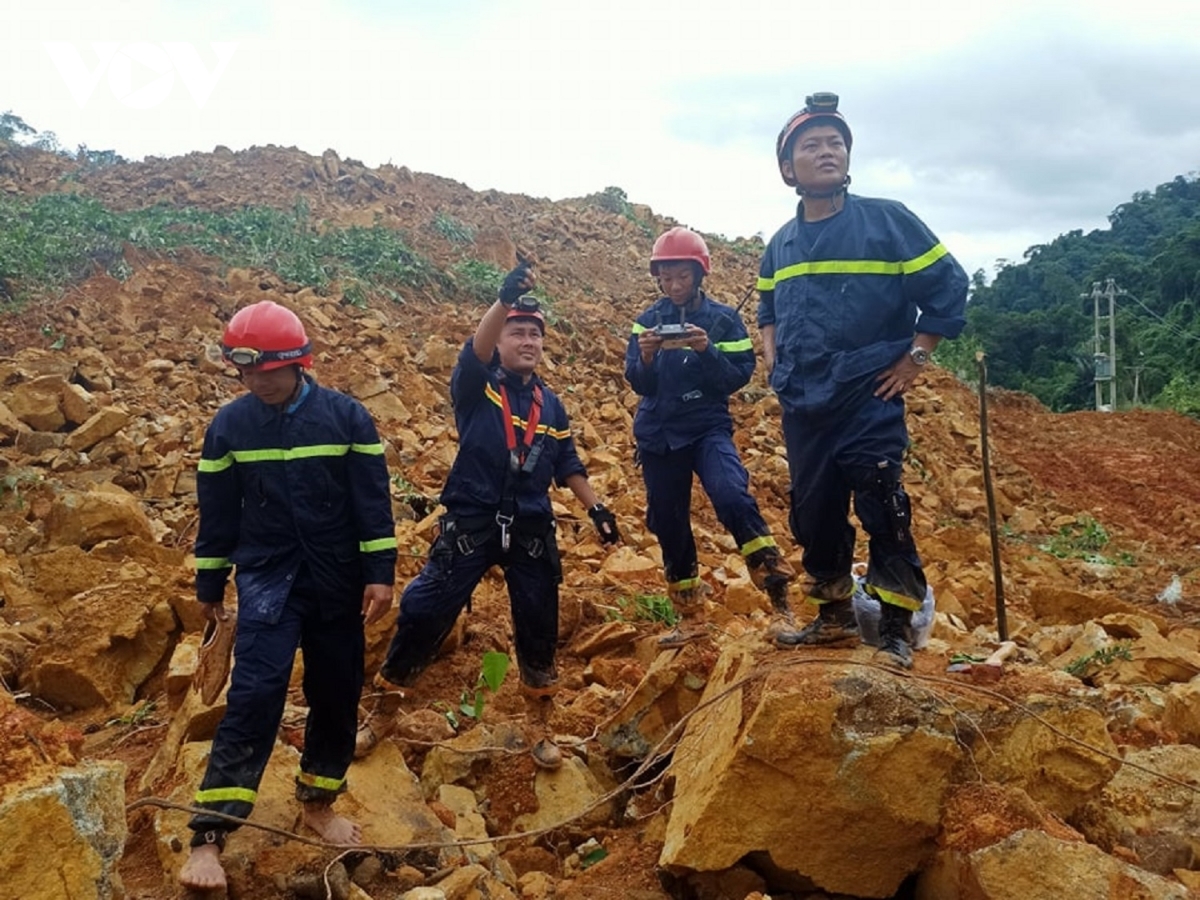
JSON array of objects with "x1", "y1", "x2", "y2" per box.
[
  {"x1": 776, "y1": 92, "x2": 853, "y2": 187},
  {"x1": 506, "y1": 307, "x2": 545, "y2": 334},
  {"x1": 222, "y1": 301, "x2": 312, "y2": 370},
  {"x1": 506, "y1": 296, "x2": 545, "y2": 333},
  {"x1": 650, "y1": 227, "x2": 711, "y2": 275}
]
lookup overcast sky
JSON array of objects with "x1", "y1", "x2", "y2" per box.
[{"x1": 5, "y1": 0, "x2": 1200, "y2": 280}]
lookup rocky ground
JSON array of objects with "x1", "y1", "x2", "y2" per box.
[{"x1": 0, "y1": 141, "x2": 1198, "y2": 899}]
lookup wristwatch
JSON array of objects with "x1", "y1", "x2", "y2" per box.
[{"x1": 909, "y1": 345, "x2": 930, "y2": 366}]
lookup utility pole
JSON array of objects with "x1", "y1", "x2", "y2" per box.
[{"x1": 1085, "y1": 278, "x2": 1119, "y2": 411}]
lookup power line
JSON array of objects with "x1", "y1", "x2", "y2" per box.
[{"x1": 1120, "y1": 290, "x2": 1200, "y2": 343}]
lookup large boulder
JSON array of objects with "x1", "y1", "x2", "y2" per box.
[
  {"x1": 43, "y1": 487, "x2": 153, "y2": 549},
  {"x1": 917, "y1": 827, "x2": 1189, "y2": 899},
  {"x1": 0, "y1": 761, "x2": 127, "y2": 900},
  {"x1": 1075, "y1": 744, "x2": 1200, "y2": 875},
  {"x1": 660, "y1": 642, "x2": 962, "y2": 898},
  {"x1": 659, "y1": 638, "x2": 1123, "y2": 898}
]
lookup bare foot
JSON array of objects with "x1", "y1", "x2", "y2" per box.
[
  {"x1": 178, "y1": 843, "x2": 226, "y2": 891},
  {"x1": 302, "y1": 802, "x2": 362, "y2": 844}
]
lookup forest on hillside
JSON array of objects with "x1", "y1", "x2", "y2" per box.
[{"x1": 942, "y1": 173, "x2": 1200, "y2": 416}]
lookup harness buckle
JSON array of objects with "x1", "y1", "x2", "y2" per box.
[{"x1": 496, "y1": 513, "x2": 515, "y2": 551}]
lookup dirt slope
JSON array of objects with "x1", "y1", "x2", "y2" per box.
[{"x1": 1, "y1": 141, "x2": 1199, "y2": 899}]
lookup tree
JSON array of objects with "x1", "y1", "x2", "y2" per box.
[{"x1": 0, "y1": 111, "x2": 35, "y2": 143}]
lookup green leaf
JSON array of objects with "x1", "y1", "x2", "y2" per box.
[{"x1": 480, "y1": 651, "x2": 510, "y2": 694}]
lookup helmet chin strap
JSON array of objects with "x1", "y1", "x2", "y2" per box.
[{"x1": 796, "y1": 174, "x2": 852, "y2": 201}]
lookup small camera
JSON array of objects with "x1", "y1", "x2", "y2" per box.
[{"x1": 806, "y1": 92, "x2": 839, "y2": 112}]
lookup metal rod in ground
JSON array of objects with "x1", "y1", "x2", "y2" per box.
[{"x1": 976, "y1": 351, "x2": 1008, "y2": 642}]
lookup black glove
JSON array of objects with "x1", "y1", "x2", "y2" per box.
[
  {"x1": 498, "y1": 264, "x2": 531, "y2": 307},
  {"x1": 588, "y1": 503, "x2": 621, "y2": 546}
]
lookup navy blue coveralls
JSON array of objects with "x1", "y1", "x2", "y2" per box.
[
  {"x1": 625, "y1": 292, "x2": 780, "y2": 596},
  {"x1": 757, "y1": 193, "x2": 967, "y2": 610},
  {"x1": 378, "y1": 340, "x2": 587, "y2": 689},
  {"x1": 189, "y1": 374, "x2": 397, "y2": 837}
]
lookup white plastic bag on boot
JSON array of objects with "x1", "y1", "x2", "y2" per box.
[{"x1": 850, "y1": 568, "x2": 935, "y2": 650}]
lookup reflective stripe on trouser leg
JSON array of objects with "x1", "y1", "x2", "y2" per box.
[
  {"x1": 188, "y1": 591, "x2": 304, "y2": 834},
  {"x1": 296, "y1": 593, "x2": 364, "y2": 803},
  {"x1": 849, "y1": 461, "x2": 926, "y2": 610},
  {"x1": 641, "y1": 446, "x2": 699, "y2": 585},
  {"x1": 690, "y1": 429, "x2": 775, "y2": 554}
]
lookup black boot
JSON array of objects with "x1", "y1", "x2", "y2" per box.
[
  {"x1": 877, "y1": 602, "x2": 914, "y2": 670},
  {"x1": 775, "y1": 599, "x2": 859, "y2": 647}
]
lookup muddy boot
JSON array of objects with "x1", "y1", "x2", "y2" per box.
[
  {"x1": 746, "y1": 547, "x2": 796, "y2": 611},
  {"x1": 877, "y1": 602, "x2": 914, "y2": 670},
  {"x1": 657, "y1": 581, "x2": 712, "y2": 647},
  {"x1": 775, "y1": 598, "x2": 860, "y2": 648},
  {"x1": 521, "y1": 683, "x2": 562, "y2": 770},
  {"x1": 354, "y1": 674, "x2": 407, "y2": 759}
]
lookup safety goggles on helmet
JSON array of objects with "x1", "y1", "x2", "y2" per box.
[{"x1": 222, "y1": 343, "x2": 313, "y2": 367}]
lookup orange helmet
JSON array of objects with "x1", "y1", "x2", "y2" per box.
[
  {"x1": 506, "y1": 296, "x2": 545, "y2": 334},
  {"x1": 650, "y1": 227, "x2": 711, "y2": 275},
  {"x1": 776, "y1": 92, "x2": 853, "y2": 187},
  {"x1": 221, "y1": 301, "x2": 312, "y2": 370}
]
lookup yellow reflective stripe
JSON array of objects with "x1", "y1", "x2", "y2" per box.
[
  {"x1": 869, "y1": 585, "x2": 923, "y2": 612},
  {"x1": 901, "y1": 242, "x2": 948, "y2": 274},
  {"x1": 756, "y1": 275, "x2": 775, "y2": 291},
  {"x1": 775, "y1": 259, "x2": 901, "y2": 280},
  {"x1": 770, "y1": 244, "x2": 949, "y2": 285},
  {"x1": 740, "y1": 535, "x2": 777, "y2": 556},
  {"x1": 195, "y1": 786, "x2": 257, "y2": 805},
  {"x1": 232, "y1": 445, "x2": 350, "y2": 463},
  {"x1": 668, "y1": 576, "x2": 701, "y2": 592},
  {"x1": 295, "y1": 770, "x2": 345, "y2": 792},
  {"x1": 194, "y1": 556, "x2": 232, "y2": 571},
  {"x1": 199, "y1": 454, "x2": 234, "y2": 473},
  {"x1": 482, "y1": 385, "x2": 568, "y2": 439},
  {"x1": 632, "y1": 323, "x2": 648, "y2": 335},
  {"x1": 714, "y1": 338, "x2": 753, "y2": 353},
  {"x1": 360, "y1": 537, "x2": 398, "y2": 553},
  {"x1": 351, "y1": 442, "x2": 384, "y2": 455}
]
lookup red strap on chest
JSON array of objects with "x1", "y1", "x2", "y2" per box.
[{"x1": 499, "y1": 383, "x2": 543, "y2": 459}]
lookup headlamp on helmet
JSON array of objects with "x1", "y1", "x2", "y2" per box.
[
  {"x1": 505, "y1": 295, "x2": 545, "y2": 333},
  {"x1": 775, "y1": 91, "x2": 853, "y2": 187}
]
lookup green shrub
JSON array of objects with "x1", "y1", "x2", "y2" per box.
[
  {"x1": 0, "y1": 193, "x2": 435, "y2": 306},
  {"x1": 432, "y1": 213, "x2": 475, "y2": 244}
]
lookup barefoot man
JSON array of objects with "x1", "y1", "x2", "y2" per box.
[{"x1": 180, "y1": 301, "x2": 397, "y2": 890}]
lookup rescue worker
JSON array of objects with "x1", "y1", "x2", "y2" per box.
[
  {"x1": 180, "y1": 301, "x2": 398, "y2": 892},
  {"x1": 356, "y1": 259, "x2": 620, "y2": 770},
  {"x1": 758, "y1": 92, "x2": 967, "y2": 668},
  {"x1": 625, "y1": 227, "x2": 796, "y2": 646}
]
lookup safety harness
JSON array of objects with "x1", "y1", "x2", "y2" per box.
[{"x1": 496, "y1": 382, "x2": 543, "y2": 551}]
